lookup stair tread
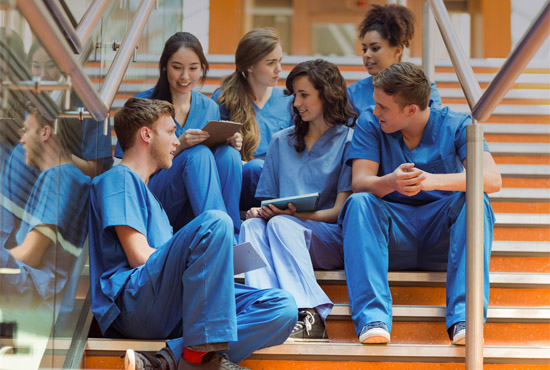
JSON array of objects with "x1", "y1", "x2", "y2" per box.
[
  {"x1": 481, "y1": 123, "x2": 550, "y2": 135},
  {"x1": 498, "y1": 164, "x2": 550, "y2": 176},
  {"x1": 488, "y1": 142, "x2": 550, "y2": 155},
  {"x1": 84, "y1": 339, "x2": 550, "y2": 363},
  {"x1": 329, "y1": 304, "x2": 550, "y2": 322},
  {"x1": 490, "y1": 188, "x2": 550, "y2": 200},
  {"x1": 495, "y1": 213, "x2": 550, "y2": 226}
]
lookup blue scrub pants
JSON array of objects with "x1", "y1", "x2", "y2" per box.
[
  {"x1": 240, "y1": 158, "x2": 264, "y2": 210},
  {"x1": 240, "y1": 215, "x2": 344, "y2": 320},
  {"x1": 109, "y1": 211, "x2": 296, "y2": 363},
  {"x1": 148, "y1": 144, "x2": 242, "y2": 234},
  {"x1": 339, "y1": 192, "x2": 494, "y2": 336}
]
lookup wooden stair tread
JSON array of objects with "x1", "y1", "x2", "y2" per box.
[
  {"x1": 329, "y1": 304, "x2": 550, "y2": 322},
  {"x1": 498, "y1": 164, "x2": 550, "y2": 177},
  {"x1": 84, "y1": 339, "x2": 550, "y2": 364},
  {"x1": 481, "y1": 123, "x2": 550, "y2": 135},
  {"x1": 490, "y1": 188, "x2": 550, "y2": 201},
  {"x1": 488, "y1": 142, "x2": 550, "y2": 156}
]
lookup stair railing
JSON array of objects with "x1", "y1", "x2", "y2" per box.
[{"x1": 425, "y1": 0, "x2": 550, "y2": 368}]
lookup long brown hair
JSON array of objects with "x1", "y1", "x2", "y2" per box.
[
  {"x1": 285, "y1": 59, "x2": 357, "y2": 153},
  {"x1": 216, "y1": 28, "x2": 280, "y2": 160}
]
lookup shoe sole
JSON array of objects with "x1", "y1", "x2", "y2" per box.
[
  {"x1": 285, "y1": 337, "x2": 330, "y2": 343},
  {"x1": 125, "y1": 349, "x2": 136, "y2": 370},
  {"x1": 360, "y1": 329, "x2": 390, "y2": 344}
]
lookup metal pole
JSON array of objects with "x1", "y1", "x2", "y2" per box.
[
  {"x1": 466, "y1": 123, "x2": 485, "y2": 370},
  {"x1": 99, "y1": 0, "x2": 155, "y2": 109},
  {"x1": 429, "y1": 0, "x2": 482, "y2": 110},
  {"x1": 76, "y1": 0, "x2": 112, "y2": 49},
  {"x1": 472, "y1": 0, "x2": 550, "y2": 122},
  {"x1": 422, "y1": 1, "x2": 435, "y2": 81},
  {"x1": 16, "y1": 0, "x2": 109, "y2": 121}
]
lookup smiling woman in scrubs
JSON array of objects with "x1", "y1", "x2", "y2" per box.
[
  {"x1": 239, "y1": 59, "x2": 357, "y2": 341},
  {"x1": 348, "y1": 4, "x2": 441, "y2": 114},
  {"x1": 114, "y1": 32, "x2": 242, "y2": 235}
]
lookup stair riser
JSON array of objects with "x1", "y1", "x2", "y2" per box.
[
  {"x1": 485, "y1": 135, "x2": 549, "y2": 143},
  {"x1": 494, "y1": 156, "x2": 550, "y2": 165},
  {"x1": 502, "y1": 178, "x2": 550, "y2": 188},
  {"x1": 326, "y1": 321, "x2": 550, "y2": 346},
  {"x1": 491, "y1": 201, "x2": 550, "y2": 214},
  {"x1": 494, "y1": 227, "x2": 550, "y2": 242}
]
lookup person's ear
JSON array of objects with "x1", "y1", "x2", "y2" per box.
[
  {"x1": 41, "y1": 125, "x2": 52, "y2": 141},
  {"x1": 139, "y1": 127, "x2": 152, "y2": 143},
  {"x1": 395, "y1": 45, "x2": 404, "y2": 62},
  {"x1": 407, "y1": 104, "x2": 417, "y2": 117}
]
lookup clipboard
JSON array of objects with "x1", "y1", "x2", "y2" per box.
[
  {"x1": 202, "y1": 120, "x2": 242, "y2": 148},
  {"x1": 261, "y1": 192, "x2": 320, "y2": 213},
  {"x1": 233, "y1": 242, "x2": 267, "y2": 275}
]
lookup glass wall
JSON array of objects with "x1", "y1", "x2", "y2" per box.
[{"x1": 0, "y1": 1, "x2": 182, "y2": 368}]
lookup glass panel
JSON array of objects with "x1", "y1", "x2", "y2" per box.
[
  {"x1": 250, "y1": 0, "x2": 292, "y2": 54},
  {"x1": 312, "y1": 23, "x2": 357, "y2": 56}
]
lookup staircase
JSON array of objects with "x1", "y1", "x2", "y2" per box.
[{"x1": 83, "y1": 57, "x2": 550, "y2": 369}]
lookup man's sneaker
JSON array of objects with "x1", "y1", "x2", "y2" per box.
[
  {"x1": 359, "y1": 321, "x2": 390, "y2": 344},
  {"x1": 178, "y1": 352, "x2": 249, "y2": 370},
  {"x1": 288, "y1": 310, "x2": 328, "y2": 341},
  {"x1": 125, "y1": 347, "x2": 176, "y2": 370},
  {"x1": 449, "y1": 321, "x2": 466, "y2": 345}
]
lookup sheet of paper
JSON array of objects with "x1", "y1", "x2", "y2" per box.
[{"x1": 233, "y1": 242, "x2": 267, "y2": 275}]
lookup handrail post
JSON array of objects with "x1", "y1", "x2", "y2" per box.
[
  {"x1": 422, "y1": 1, "x2": 435, "y2": 81},
  {"x1": 466, "y1": 122, "x2": 485, "y2": 370}
]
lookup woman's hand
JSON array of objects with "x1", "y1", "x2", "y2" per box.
[
  {"x1": 257, "y1": 203, "x2": 296, "y2": 221},
  {"x1": 226, "y1": 132, "x2": 243, "y2": 151},
  {"x1": 246, "y1": 207, "x2": 261, "y2": 219},
  {"x1": 179, "y1": 129, "x2": 209, "y2": 149}
]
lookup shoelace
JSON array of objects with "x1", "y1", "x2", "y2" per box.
[
  {"x1": 301, "y1": 311, "x2": 316, "y2": 335},
  {"x1": 221, "y1": 353, "x2": 249, "y2": 370}
]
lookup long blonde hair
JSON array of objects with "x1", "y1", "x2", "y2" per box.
[{"x1": 217, "y1": 28, "x2": 280, "y2": 161}]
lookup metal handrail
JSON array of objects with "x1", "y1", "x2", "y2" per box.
[
  {"x1": 44, "y1": 0, "x2": 82, "y2": 53},
  {"x1": 472, "y1": 1, "x2": 550, "y2": 122},
  {"x1": 99, "y1": 0, "x2": 155, "y2": 111},
  {"x1": 16, "y1": 0, "x2": 108, "y2": 121},
  {"x1": 76, "y1": 0, "x2": 113, "y2": 50},
  {"x1": 15, "y1": 0, "x2": 155, "y2": 122},
  {"x1": 429, "y1": 0, "x2": 482, "y2": 111}
]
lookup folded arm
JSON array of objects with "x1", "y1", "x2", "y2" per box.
[{"x1": 114, "y1": 225, "x2": 156, "y2": 268}]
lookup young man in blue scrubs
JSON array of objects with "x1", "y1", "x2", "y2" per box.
[
  {"x1": 340, "y1": 63, "x2": 502, "y2": 345},
  {"x1": 89, "y1": 98, "x2": 296, "y2": 370}
]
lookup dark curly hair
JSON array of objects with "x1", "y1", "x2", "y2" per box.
[
  {"x1": 285, "y1": 59, "x2": 357, "y2": 153},
  {"x1": 358, "y1": 4, "x2": 415, "y2": 49}
]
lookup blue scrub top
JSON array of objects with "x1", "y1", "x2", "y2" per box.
[
  {"x1": 12, "y1": 164, "x2": 90, "y2": 298},
  {"x1": 114, "y1": 89, "x2": 221, "y2": 158},
  {"x1": 347, "y1": 76, "x2": 442, "y2": 114},
  {"x1": 89, "y1": 164, "x2": 174, "y2": 333},
  {"x1": 212, "y1": 87, "x2": 293, "y2": 158},
  {"x1": 256, "y1": 125, "x2": 353, "y2": 211},
  {"x1": 347, "y1": 106, "x2": 490, "y2": 206}
]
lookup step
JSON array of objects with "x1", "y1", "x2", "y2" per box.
[
  {"x1": 447, "y1": 104, "x2": 550, "y2": 117},
  {"x1": 490, "y1": 189, "x2": 550, "y2": 214},
  {"x1": 84, "y1": 339, "x2": 550, "y2": 366},
  {"x1": 488, "y1": 143, "x2": 550, "y2": 156},
  {"x1": 498, "y1": 164, "x2": 550, "y2": 178},
  {"x1": 481, "y1": 123, "x2": 550, "y2": 136},
  {"x1": 312, "y1": 271, "x2": 550, "y2": 289},
  {"x1": 328, "y1": 305, "x2": 550, "y2": 323},
  {"x1": 495, "y1": 213, "x2": 550, "y2": 228},
  {"x1": 440, "y1": 88, "x2": 550, "y2": 101},
  {"x1": 491, "y1": 241, "x2": 550, "y2": 257}
]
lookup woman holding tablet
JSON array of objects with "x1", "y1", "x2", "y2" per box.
[
  {"x1": 239, "y1": 59, "x2": 357, "y2": 340},
  {"x1": 114, "y1": 32, "x2": 242, "y2": 235},
  {"x1": 348, "y1": 4, "x2": 441, "y2": 114},
  {"x1": 213, "y1": 28, "x2": 293, "y2": 211}
]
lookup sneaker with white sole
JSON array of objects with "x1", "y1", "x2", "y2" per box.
[
  {"x1": 449, "y1": 321, "x2": 466, "y2": 345},
  {"x1": 359, "y1": 321, "x2": 390, "y2": 344}
]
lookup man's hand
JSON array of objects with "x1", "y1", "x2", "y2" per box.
[
  {"x1": 226, "y1": 132, "x2": 243, "y2": 151},
  {"x1": 389, "y1": 163, "x2": 424, "y2": 197}
]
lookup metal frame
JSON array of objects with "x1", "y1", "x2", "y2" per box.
[{"x1": 426, "y1": 0, "x2": 550, "y2": 368}]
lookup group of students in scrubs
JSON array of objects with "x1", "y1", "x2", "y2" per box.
[{"x1": 4, "y1": 3, "x2": 497, "y2": 370}]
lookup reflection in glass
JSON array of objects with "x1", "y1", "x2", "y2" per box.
[{"x1": 0, "y1": 107, "x2": 91, "y2": 369}]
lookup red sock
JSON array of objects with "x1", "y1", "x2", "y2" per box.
[{"x1": 183, "y1": 347, "x2": 207, "y2": 364}]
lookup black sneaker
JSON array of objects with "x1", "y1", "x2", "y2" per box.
[
  {"x1": 178, "y1": 352, "x2": 249, "y2": 370},
  {"x1": 288, "y1": 310, "x2": 328, "y2": 341},
  {"x1": 124, "y1": 347, "x2": 176, "y2": 370},
  {"x1": 448, "y1": 321, "x2": 466, "y2": 345},
  {"x1": 358, "y1": 321, "x2": 390, "y2": 344}
]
